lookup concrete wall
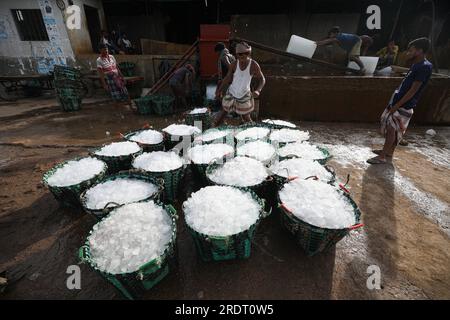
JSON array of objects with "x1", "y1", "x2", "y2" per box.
[
  {"x1": 0, "y1": 0, "x2": 105, "y2": 75},
  {"x1": 66, "y1": 0, "x2": 106, "y2": 55},
  {"x1": 260, "y1": 76, "x2": 450, "y2": 125}
]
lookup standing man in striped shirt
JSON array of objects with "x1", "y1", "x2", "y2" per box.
[{"x1": 96, "y1": 43, "x2": 130, "y2": 103}]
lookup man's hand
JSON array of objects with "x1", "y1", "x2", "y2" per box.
[
  {"x1": 252, "y1": 90, "x2": 260, "y2": 98},
  {"x1": 389, "y1": 105, "x2": 399, "y2": 114},
  {"x1": 215, "y1": 90, "x2": 223, "y2": 100}
]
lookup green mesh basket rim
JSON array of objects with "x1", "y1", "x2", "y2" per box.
[
  {"x1": 90, "y1": 143, "x2": 143, "y2": 161},
  {"x1": 79, "y1": 171, "x2": 165, "y2": 215},
  {"x1": 205, "y1": 155, "x2": 271, "y2": 190},
  {"x1": 277, "y1": 182, "x2": 362, "y2": 232},
  {"x1": 183, "y1": 186, "x2": 265, "y2": 240},
  {"x1": 123, "y1": 129, "x2": 165, "y2": 148},
  {"x1": 42, "y1": 156, "x2": 108, "y2": 189},
  {"x1": 79, "y1": 200, "x2": 177, "y2": 276}
]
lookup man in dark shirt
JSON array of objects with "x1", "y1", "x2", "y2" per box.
[
  {"x1": 169, "y1": 64, "x2": 195, "y2": 109},
  {"x1": 316, "y1": 26, "x2": 366, "y2": 73},
  {"x1": 367, "y1": 38, "x2": 433, "y2": 164}
]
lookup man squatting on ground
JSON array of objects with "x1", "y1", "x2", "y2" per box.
[
  {"x1": 214, "y1": 42, "x2": 266, "y2": 126},
  {"x1": 316, "y1": 26, "x2": 366, "y2": 74},
  {"x1": 367, "y1": 37, "x2": 433, "y2": 165}
]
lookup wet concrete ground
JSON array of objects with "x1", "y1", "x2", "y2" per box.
[{"x1": 0, "y1": 98, "x2": 449, "y2": 299}]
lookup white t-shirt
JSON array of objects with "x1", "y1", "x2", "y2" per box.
[{"x1": 96, "y1": 55, "x2": 119, "y2": 74}]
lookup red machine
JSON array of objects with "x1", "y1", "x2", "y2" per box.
[{"x1": 199, "y1": 24, "x2": 231, "y2": 79}]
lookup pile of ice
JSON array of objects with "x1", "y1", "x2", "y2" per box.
[
  {"x1": 187, "y1": 144, "x2": 234, "y2": 165},
  {"x1": 237, "y1": 140, "x2": 276, "y2": 164},
  {"x1": 189, "y1": 107, "x2": 209, "y2": 114},
  {"x1": 270, "y1": 158, "x2": 332, "y2": 181},
  {"x1": 278, "y1": 142, "x2": 325, "y2": 160},
  {"x1": 84, "y1": 178, "x2": 158, "y2": 210},
  {"x1": 279, "y1": 179, "x2": 356, "y2": 229},
  {"x1": 262, "y1": 119, "x2": 296, "y2": 128},
  {"x1": 129, "y1": 129, "x2": 164, "y2": 145},
  {"x1": 235, "y1": 127, "x2": 270, "y2": 141},
  {"x1": 88, "y1": 201, "x2": 173, "y2": 274},
  {"x1": 163, "y1": 124, "x2": 201, "y2": 136},
  {"x1": 195, "y1": 129, "x2": 232, "y2": 143},
  {"x1": 94, "y1": 141, "x2": 141, "y2": 157},
  {"x1": 133, "y1": 151, "x2": 183, "y2": 172},
  {"x1": 207, "y1": 156, "x2": 269, "y2": 187},
  {"x1": 183, "y1": 186, "x2": 260, "y2": 236},
  {"x1": 269, "y1": 129, "x2": 309, "y2": 144},
  {"x1": 47, "y1": 157, "x2": 106, "y2": 187}
]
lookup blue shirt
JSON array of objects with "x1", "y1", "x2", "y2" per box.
[
  {"x1": 391, "y1": 59, "x2": 433, "y2": 109},
  {"x1": 335, "y1": 33, "x2": 360, "y2": 52}
]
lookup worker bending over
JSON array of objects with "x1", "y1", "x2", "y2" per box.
[
  {"x1": 214, "y1": 42, "x2": 265, "y2": 126},
  {"x1": 316, "y1": 26, "x2": 366, "y2": 74}
]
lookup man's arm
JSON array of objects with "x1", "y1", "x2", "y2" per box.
[
  {"x1": 316, "y1": 38, "x2": 338, "y2": 46},
  {"x1": 251, "y1": 61, "x2": 265, "y2": 98},
  {"x1": 97, "y1": 68, "x2": 108, "y2": 90},
  {"x1": 215, "y1": 62, "x2": 235, "y2": 98},
  {"x1": 389, "y1": 81, "x2": 422, "y2": 113}
]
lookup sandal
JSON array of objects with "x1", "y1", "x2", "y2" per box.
[
  {"x1": 372, "y1": 150, "x2": 393, "y2": 157},
  {"x1": 367, "y1": 156, "x2": 387, "y2": 165}
]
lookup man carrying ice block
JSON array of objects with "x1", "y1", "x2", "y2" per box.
[
  {"x1": 367, "y1": 38, "x2": 433, "y2": 165},
  {"x1": 316, "y1": 26, "x2": 366, "y2": 74},
  {"x1": 214, "y1": 42, "x2": 266, "y2": 126}
]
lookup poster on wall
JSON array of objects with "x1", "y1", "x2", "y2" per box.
[{"x1": 37, "y1": 0, "x2": 68, "y2": 73}]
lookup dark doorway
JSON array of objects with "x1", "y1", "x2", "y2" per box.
[{"x1": 84, "y1": 5, "x2": 101, "y2": 52}]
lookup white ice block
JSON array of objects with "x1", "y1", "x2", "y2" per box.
[
  {"x1": 286, "y1": 35, "x2": 317, "y2": 59},
  {"x1": 348, "y1": 56, "x2": 379, "y2": 74}
]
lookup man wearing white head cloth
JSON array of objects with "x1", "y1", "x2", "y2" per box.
[{"x1": 214, "y1": 42, "x2": 266, "y2": 125}]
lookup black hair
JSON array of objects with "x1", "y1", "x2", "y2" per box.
[
  {"x1": 214, "y1": 42, "x2": 226, "y2": 52},
  {"x1": 98, "y1": 43, "x2": 107, "y2": 50},
  {"x1": 408, "y1": 37, "x2": 430, "y2": 53},
  {"x1": 329, "y1": 26, "x2": 340, "y2": 35}
]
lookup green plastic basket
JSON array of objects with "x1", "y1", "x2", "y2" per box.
[
  {"x1": 190, "y1": 152, "x2": 235, "y2": 187},
  {"x1": 132, "y1": 159, "x2": 185, "y2": 203},
  {"x1": 278, "y1": 183, "x2": 363, "y2": 256},
  {"x1": 57, "y1": 95, "x2": 82, "y2": 112},
  {"x1": 91, "y1": 144, "x2": 143, "y2": 174},
  {"x1": 132, "y1": 96, "x2": 154, "y2": 115},
  {"x1": 118, "y1": 62, "x2": 136, "y2": 77},
  {"x1": 184, "y1": 187, "x2": 269, "y2": 262},
  {"x1": 79, "y1": 171, "x2": 164, "y2": 220},
  {"x1": 278, "y1": 146, "x2": 332, "y2": 165},
  {"x1": 79, "y1": 200, "x2": 177, "y2": 300},
  {"x1": 151, "y1": 95, "x2": 175, "y2": 116},
  {"x1": 42, "y1": 157, "x2": 108, "y2": 208},
  {"x1": 185, "y1": 110, "x2": 212, "y2": 131},
  {"x1": 123, "y1": 129, "x2": 165, "y2": 152}
]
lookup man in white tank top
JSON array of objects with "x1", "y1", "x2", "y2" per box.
[{"x1": 214, "y1": 42, "x2": 266, "y2": 126}]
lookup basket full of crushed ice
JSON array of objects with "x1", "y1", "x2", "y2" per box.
[
  {"x1": 206, "y1": 156, "x2": 271, "y2": 192},
  {"x1": 132, "y1": 151, "x2": 185, "y2": 202},
  {"x1": 187, "y1": 143, "x2": 234, "y2": 185},
  {"x1": 92, "y1": 141, "x2": 143, "y2": 173},
  {"x1": 277, "y1": 142, "x2": 331, "y2": 164},
  {"x1": 236, "y1": 140, "x2": 276, "y2": 165},
  {"x1": 278, "y1": 179, "x2": 363, "y2": 256},
  {"x1": 162, "y1": 124, "x2": 201, "y2": 149},
  {"x1": 183, "y1": 185, "x2": 267, "y2": 261},
  {"x1": 80, "y1": 171, "x2": 163, "y2": 219},
  {"x1": 262, "y1": 119, "x2": 297, "y2": 129},
  {"x1": 43, "y1": 157, "x2": 108, "y2": 208},
  {"x1": 269, "y1": 158, "x2": 335, "y2": 188},
  {"x1": 79, "y1": 200, "x2": 177, "y2": 299},
  {"x1": 193, "y1": 126, "x2": 235, "y2": 146},
  {"x1": 123, "y1": 128, "x2": 164, "y2": 153},
  {"x1": 269, "y1": 129, "x2": 310, "y2": 146},
  {"x1": 185, "y1": 107, "x2": 212, "y2": 130},
  {"x1": 235, "y1": 125, "x2": 271, "y2": 144}
]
